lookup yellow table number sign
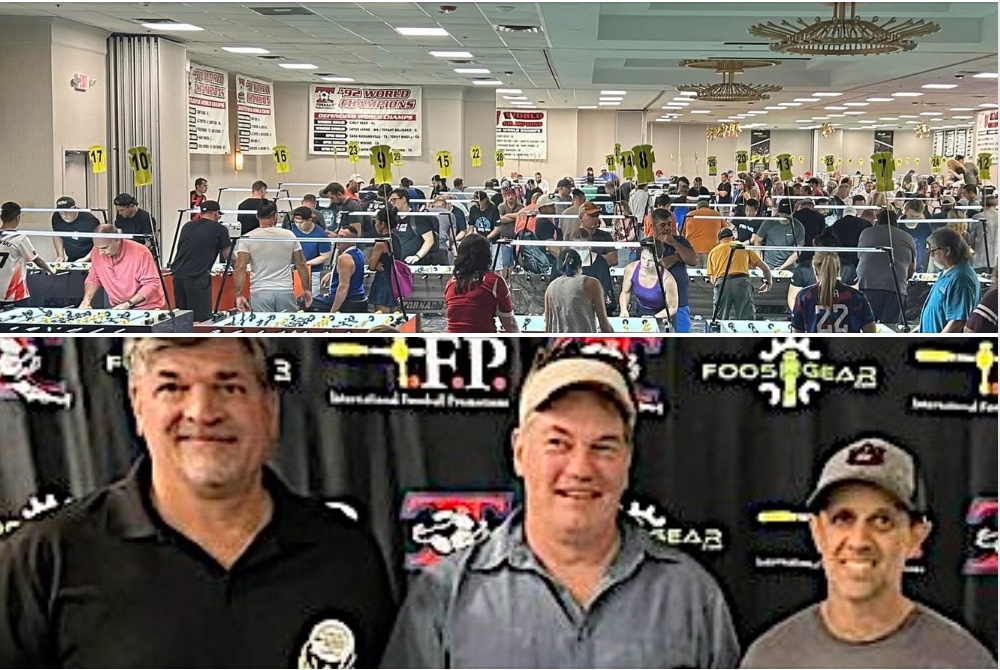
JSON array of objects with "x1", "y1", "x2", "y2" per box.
[
  {"x1": 871, "y1": 152, "x2": 894, "y2": 191},
  {"x1": 88, "y1": 145, "x2": 106, "y2": 174},
  {"x1": 469, "y1": 145, "x2": 482, "y2": 168},
  {"x1": 126, "y1": 146, "x2": 152, "y2": 186},
  {"x1": 370, "y1": 144, "x2": 392, "y2": 183},
  {"x1": 272, "y1": 145, "x2": 290, "y2": 174},
  {"x1": 736, "y1": 150, "x2": 749, "y2": 172},
  {"x1": 435, "y1": 151, "x2": 453, "y2": 178},
  {"x1": 495, "y1": 149, "x2": 505, "y2": 168},
  {"x1": 347, "y1": 142, "x2": 360, "y2": 164},
  {"x1": 775, "y1": 153, "x2": 794, "y2": 181}
]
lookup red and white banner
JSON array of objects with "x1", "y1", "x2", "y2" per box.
[
  {"x1": 309, "y1": 85, "x2": 422, "y2": 156},
  {"x1": 235, "y1": 74, "x2": 277, "y2": 155},
  {"x1": 974, "y1": 109, "x2": 998, "y2": 160},
  {"x1": 187, "y1": 64, "x2": 229, "y2": 154},
  {"x1": 496, "y1": 109, "x2": 547, "y2": 160}
]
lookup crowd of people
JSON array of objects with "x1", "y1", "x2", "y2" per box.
[{"x1": 0, "y1": 160, "x2": 995, "y2": 332}]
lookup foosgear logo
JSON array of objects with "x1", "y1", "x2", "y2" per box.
[
  {"x1": 623, "y1": 494, "x2": 724, "y2": 554},
  {"x1": 0, "y1": 490, "x2": 74, "y2": 540},
  {"x1": 752, "y1": 505, "x2": 925, "y2": 574},
  {"x1": 0, "y1": 338, "x2": 73, "y2": 408},
  {"x1": 325, "y1": 338, "x2": 511, "y2": 411},
  {"x1": 400, "y1": 491, "x2": 515, "y2": 570},
  {"x1": 699, "y1": 337, "x2": 880, "y2": 410},
  {"x1": 910, "y1": 341, "x2": 998, "y2": 416},
  {"x1": 298, "y1": 619, "x2": 356, "y2": 669},
  {"x1": 964, "y1": 497, "x2": 998, "y2": 576},
  {"x1": 547, "y1": 338, "x2": 667, "y2": 417}
]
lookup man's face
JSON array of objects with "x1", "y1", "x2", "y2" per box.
[
  {"x1": 693, "y1": 178, "x2": 702, "y2": 188},
  {"x1": 535, "y1": 173, "x2": 543, "y2": 182},
  {"x1": 838, "y1": 184, "x2": 851, "y2": 198},
  {"x1": 331, "y1": 193, "x2": 346, "y2": 205},
  {"x1": 504, "y1": 191, "x2": 517, "y2": 206},
  {"x1": 115, "y1": 204, "x2": 137, "y2": 219},
  {"x1": 94, "y1": 239, "x2": 122, "y2": 257},
  {"x1": 721, "y1": 174, "x2": 729, "y2": 183},
  {"x1": 557, "y1": 185, "x2": 570, "y2": 199},
  {"x1": 59, "y1": 211, "x2": 79, "y2": 223},
  {"x1": 513, "y1": 389, "x2": 631, "y2": 542},
  {"x1": 652, "y1": 215, "x2": 675, "y2": 236},
  {"x1": 580, "y1": 210, "x2": 599, "y2": 232},
  {"x1": 810, "y1": 483, "x2": 929, "y2": 608},
  {"x1": 196, "y1": 182, "x2": 208, "y2": 195},
  {"x1": 388, "y1": 193, "x2": 409, "y2": 211},
  {"x1": 129, "y1": 341, "x2": 279, "y2": 499},
  {"x1": 293, "y1": 215, "x2": 311, "y2": 231}
]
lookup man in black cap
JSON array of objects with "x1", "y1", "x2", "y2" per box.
[
  {"x1": 168, "y1": 201, "x2": 232, "y2": 321},
  {"x1": 113, "y1": 193, "x2": 156, "y2": 251},
  {"x1": 51, "y1": 196, "x2": 100, "y2": 262},
  {"x1": 742, "y1": 436, "x2": 996, "y2": 668}
]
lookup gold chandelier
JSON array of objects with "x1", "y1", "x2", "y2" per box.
[
  {"x1": 821, "y1": 123, "x2": 835, "y2": 137},
  {"x1": 748, "y1": 2, "x2": 940, "y2": 56},
  {"x1": 679, "y1": 59, "x2": 782, "y2": 102},
  {"x1": 707, "y1": 122, "x2": 742, "y2": 140},
  {"x1": 915, "y1": 123, "x2": 931, "y2": 139}
]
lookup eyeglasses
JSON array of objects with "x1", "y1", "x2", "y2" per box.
[
  {"x1": 388, "y1": 196, "x2": 402, "y2": 204},
  {"x1": 926, "y1": 245, "x2": 943, "y2": 253}
]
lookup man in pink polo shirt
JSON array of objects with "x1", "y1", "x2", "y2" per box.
[{"x1": 80, "y1": 224, "x2": 166, "y2": 310}]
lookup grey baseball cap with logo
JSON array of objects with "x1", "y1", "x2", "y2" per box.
[{"x1": 806, "y1": 437, "x2": 926, "y2": 514}]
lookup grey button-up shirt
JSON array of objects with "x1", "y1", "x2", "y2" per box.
[{"x1": 381, "y1": 509, "x2": 740, "y2": 668}]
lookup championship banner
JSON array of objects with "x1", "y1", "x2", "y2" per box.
[
  {"x1": 496, "y1": 109, "x2": 547, "y2": 160},
  {"x1": 309, "y1": 85, "x2": 422, "y2": 156},
  {"x1": 749, "y1": 130, "x2": 770, "y2": 172},
  {"x1": 974, "y1": 110, "x2": 998, "y2": 168},
  {"x1": 187, "y1": 64, "x2": 229, "y2": 154},
  {"x1": 235, "y1": 74, "x2": 277, "y2": 155},
  {"x1": 874, "y1": 130, "x2": 894, "y2": 155}
]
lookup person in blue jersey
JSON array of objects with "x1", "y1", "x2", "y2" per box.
[
  {"x1": 314, "y1": 226, "x2": 368, "y2": 313},
  {"x1": 792, "y1": 250, "x2": 877, "y2": 333},
  {"x1": 919, "y1": 226, "x2": 981, "y2": 333}
]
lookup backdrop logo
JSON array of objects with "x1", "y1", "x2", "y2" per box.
[
  {"x1": 400, "y1": 491, "x2": 514, "y2": 569},
  {"x1": 0, "y1": 491, "x2": 73, "y2": 540},
  {"x1": 0, "y1": 338, "x2": 72, "y2": 408},
  {"x1": 623, "y1": 494, "x2": 724, "y2": 553},
  {"x1": 326, "y1": 338, "x2": 510, "y2": 411},
  {"x1": 700, "y1": 337, "x2": 880, "y2": 409},
  {"x1": 910, "y1": 341, "x2": 998, "y2": 416},
  {"x1": 549, "y1": 338, "x2": 667, "y2": 416},
  {"x1": 965, "y1": 497, "x2": 998, "y2": 576}
]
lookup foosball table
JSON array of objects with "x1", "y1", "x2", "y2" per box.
[
  {"x1": 711, "y1": 319, "x2": 900, "y2": 334},
  {"x1": 906, "y1": 271, "x2": 994, "y2": 324},
  {"x1": 498, "y1": 315, "x2": 668, "y2": 333},
  {"x1": 293, "y1": 264, "x2": 453, "y2": 313},
  {"x1": 0, "y1": 308, "x2": 194, "y2": 333},
  {"x1": 27, "y1": 262, "x2": 98, "y2": 308},
  {"x1": 194, "y1": 310, "x2": 421, "y2": 333}
]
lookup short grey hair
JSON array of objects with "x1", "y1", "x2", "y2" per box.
[{"x1": 123, "y1": 338, "x2": 271, "y2": 387}]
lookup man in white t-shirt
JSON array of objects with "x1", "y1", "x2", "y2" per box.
[
  {"x1": 0, "y1": 202, "x2": 55, "y2": 307},
  {"x1": 232, "y1": 202, "x2": 312, "y2": 313}
]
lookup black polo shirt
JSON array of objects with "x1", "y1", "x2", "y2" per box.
[
  {"x1": 0, "y1": 459, "x2": 395, "y2": 668},
  {"x1": 50, "y1": 212, "x2": 100, "y2": 260},
  {"x1": 170, "y1": 218, "x2": 233, "y2": 279},
  {"x1": 115, "y1": 209, "x2": 155, "y2": 249}
]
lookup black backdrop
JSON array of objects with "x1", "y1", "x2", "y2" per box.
[{"x1": 0, "y1": 336, "x2": 996, "y2": 657}]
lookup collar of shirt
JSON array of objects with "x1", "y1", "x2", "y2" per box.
[
  {"x1": 466, "y1": 507, "x2": 680, "y2": 579},
  {"x1": 105, "y1": 455, "x2": 334, "y2": 548}
]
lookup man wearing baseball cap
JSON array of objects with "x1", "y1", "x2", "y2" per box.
[
  {"x1": 742, "y1": 436, "x2": 996, "y2": 668},
  {"x1": 51, "y1": 196, "x2": 100, "y2": 262},
  {"x1": 168, "y1": 201, "x2": 232, "y2": 322},
  {"x1": 383, "y1": 340, "x2": 739, "y2": 668}
]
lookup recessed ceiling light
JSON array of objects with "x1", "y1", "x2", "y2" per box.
[
  {"x1": 878, "y1": 117, "x2": 898, "y2": 121},
  {"x1": 811, "y1": 116, "x2": 829, "y2": 120},
  {"x1": 892, "y1": 92, "x2": 923, "y2": 97},
  {"x1": 655, "y1": 118, "x2": 672, "y2": 122},
  {"x1": 395, "y1": 27, "x2": 449, "y2": 36},
  {"x1": 454, "y1": 68, "x2": 490, "y2": 74},
  {"x1": 689, "y1": 110, "x2": 712, "y2": 114},
  {"x1": 858, "y1": 119, "x2": 877, "y2": 123},
  {"x1": 510, "y1": 102, "x2": 534, "y2": 106},
  {"x1": 505, "y1": 96, "x2": 528, "y2": 100},
  {"x1": 952, "y1": 115, "x2": 973, "y2": 119},
  {"x1": 824, "y1": 106, "x2": 848, "y2": 111},
  {"x1": 471, "y1": 79, "x2": 503, "y2": 86},
  {"x1": 866, "y1": 97, "x2": 893, "y2": 102},
  {"x1": 844, "y1": 111, "x2": 866, "y2": 115},
  {"x1": 223, "y1": 47, "x2": 270, "y2": 54},
  {"x1": 669, "y1": 100, "x2": 690, "y2": 105},
  {"x1": 678, "y1": 91, "x2": 698, "y2": 96},
  {"x1": 495, "y1": 89, "x2": 522, "y2": 94},
  {"x1": 578, "y1": 105, "x2": 597, "y2": 109},
  {"x1": 813, "y1": 92, "x2": 842, "y2": 97},
  {"x1": 843, "y1": 102, "x2": 869, "y2": 107},
  {"x1": 496, "y1": 24, "x2": 542, "y2": 33},
  {"x1": 601, "y1": 90, "x2": 627, "y2": 95},
  {"x1": 764, "y1": 106, "x2": 784, "y2": 110},
  {"x1": 141, "y1": 22, "x2": 203, "y2": 31},
  {"x1": 794, "y1": 97, "x2": 820, "y2": 102},
  {"x1": 320, "y1": 76, "x2": 354, "y2": 82},
  {"x1": 778, "y1": 102, "x2": 802, "y2": 107},
  {"x1": 662, "y1": 104, "x2": 684, "y2": 109},
  {"x1": 795, "y1": 119, "x2": 811, "y2": 123},
  {"x1": 599, "y1": 102, "x2": 621, "y2": 106},
  {"x1": 921, "y1": 83, "x2": 958, "y2": 89},
  {"x1": 905, "y1": 121, "x2": 920, "y2": 124},
  {"x1": 980, "y1": 103, "x2": 999, "y2": 108},
  {"x1": 279, "y1": 63, "x2": 318, "y2": 69},
  {"x1": 827, "y1": 114, "x2": 846, "y2": 118},
  {"x1": 747, "y1": 111, "x2": 768, "y2": 115},
  {"x1": 949, "y1": 107, "x2": 974, "y2": 111},
  {"x1": 898, "y1": 115, "x2": 919, "y2": 119},
  {"x1": 430, "y1": 50, "x2": 473, "y2": 58},
  {"x1": 973, "y1": 72, "x2": 999, "y2": 79},
  {"x1": 920, "y1": 111, "x2": 943, "y2": 116}
]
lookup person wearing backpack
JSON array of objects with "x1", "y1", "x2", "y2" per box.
[
  {"x1": 513, "y1": 194, "x2": 561, "y2": 275},
  {"x1": 367, "y1": 208, "x2": 406, "y2": 314}
]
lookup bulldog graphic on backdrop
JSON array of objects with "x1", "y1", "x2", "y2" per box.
[{"x1": 0, "y1": 338, "x2": 72, "y2": 407}]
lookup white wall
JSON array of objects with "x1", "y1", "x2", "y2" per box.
[
  {"x1": 816, "y1": 129, "x2": 934, "y2": 180},
  {"x1": 157, "y1": 39, "x2": 191, "y2": 259}
]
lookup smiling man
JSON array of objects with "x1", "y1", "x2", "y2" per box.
[
  {"x1": 741, "y1": 436, "x2": 995, "y2": 668},
  {"x1": 0, "y1": 339, "x2": 394, "y2": 668},
  {"x1": 382, "y1": 339, "x2": 739, "y2": 668}
]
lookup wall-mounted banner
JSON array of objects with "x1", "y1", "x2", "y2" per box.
[
  {"x1": 187, "y1": 64, "x2": 230, "y2": 154},
  {"x1": 749, "y1": 130, "x2": 770, "y2": 172},
  {"x1": 874, "y1": 130, "x2": 894, "y2": 155},
  {"x1": 496, "y1": 109, "x2": 547, "y2": 160},
  {"x1": 235, "y1": 74, "x2": 276, "y2": 155},
  {"x1": 310, "y1": 85, "x2": 422, "y2": 156},
  {"x1": 974, "y1": 109, "x2": 998, "y2": 164}
]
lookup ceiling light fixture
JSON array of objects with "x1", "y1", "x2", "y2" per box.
[
  {"x1": 678, "y1": 59, "x2": 782, "y2": 102},
  {"x1": 454, "y1": 68, "x2": 490, "y2": 74},
  {"x1": 844, "y1": 102, "x2": 869, "y2": 107},
  {"x1": 813, "y1": 92, "x2": 843, "y2": 97},
  {"x1": 495, "y1": 24, "x2": 542, "y2": 33},
  {"x1": 892, "y1": 92, "x2": 923, "y2": 97},
  {"x1": 430, "y1": 50, "x2": 473, "y2": 58},
  {"x1": 973, "y1": 72, "x2": 999, "y2": 79},
  {"x1": 601, "y1": 90, "x2": 627, "y2": 95},
  {"x1": 578, "y1": 105, "x2": 597, "y2": 109},
  {"x1": 866, "y1": 97, "x2": 893, "y2": 102},
  {"x1": 690, "y1": 109, "x2": 712, "y2": 114},
  {"x1": 921, "y1": 83, "x2": 958, "y2": 89},
  {"x1": 678, "y1": 91, "x2": 698, "y2": 96},
  {"x1": 223, "y1": 47, "x2": 269, "y2": 54},
  {"x1": 279, "y1": 63, "x2": 318, "y2": 69},
  {"x1": 495, "y1": 89, "x2": 522, "y2": 94},
  {"x1": 395, "y1": 27, "x2": 450, "y2": 36},
  {"x1": 320, "y1": 76, "x2": 354, "y2": 82},
  {"x1": 141, "y1": 22, "x2": 203, "y2": 31},
  {"x1": 748, "y1": 3, "x2": 939, "y2": 55},
  {"x1": 825, "y1": 106, "x2": 848, "y2": 110},
  {"x1": 794, "y1": 97, "x2": 820, "y2": 102},
  {"x1": 471, "y1": 79, "x2": 503, "y2": 86}
]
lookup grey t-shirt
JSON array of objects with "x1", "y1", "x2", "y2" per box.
[
  {"x1": 856, "y1": 224, "x2": 917, "y2": 295},
  {"x1": 741, "y1": 603, "x2": 995, "y2": 668},
  {"x1": 755, "y1": 219, "x2": 806, "y2": 269},
  {"x1": 234, "y1": 227, "x2": 301, "y2": 293}
]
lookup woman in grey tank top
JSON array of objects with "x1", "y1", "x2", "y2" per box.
[{"x1": 544, "y1": 248, "x2": 613, "y2": 333}]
